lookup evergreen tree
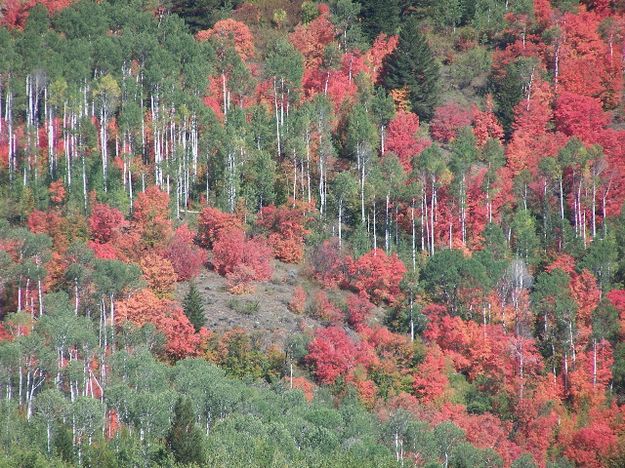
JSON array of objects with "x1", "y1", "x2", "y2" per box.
[
  {"x1": 381, "y1": 17, "x2": 439, "y2": 120},
  {"x1": 183, "y1": 282, "x2": 205, "y2": 332},
  {"x1": 166, "y1": 397, "x2": 205, "y2": 465},
  {"x1": 171, "y1": 0, "x2": 241, "y2": 33},
  {"x1": 359, "y1": 0, "x2": 402, "y2": 40}
]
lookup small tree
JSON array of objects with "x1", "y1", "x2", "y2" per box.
[
  {"x1": 166, "y1": 397, "x2": 205, "y2": 465},
  {"x1": 183, "y1": 282, "x2": 205, "y2": 332}
]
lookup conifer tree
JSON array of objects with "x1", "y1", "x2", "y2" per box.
[
  {"x1": 381, "y1": 18, "x2": 440, "y2": 120},
  {"x1": 183, "y1": 282, "x2": 205, "y2": 332},
  {"x1": 166, "y1": 397, "x2": 205, "y2": 465}
]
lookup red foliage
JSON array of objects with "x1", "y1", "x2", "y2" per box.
[
  {"x1": 346, "y1": 292, "x2": 374, "y2": 330},
  {"x1": 554, "y1": 91, "x2": 610, "y2": 143},
  {"x1": 306, "y1": 326, "x2": 374, "y2": 384},
  {"x1": 116, "y1": 289, "x2": 204, "y2": 359},
  {"x1": 385, "y1": 111, "x2": 430, "y2": 171},
  {"x1": 89, "y1": 203, "x2": 126, "y2": 244},
  {"x1": 288, "y1": 286, "x2": 307, "y2": 314},
  {"x1": 1, "y1": 0, "x2": 72, "y2": 29},
  {"x1": 48, "y1": 179, "x2": 66, "y2": 204},
  {"x1": 196, "y1": 19, "x2": 255, "y2": 62},
  {"x1": 87, "y1": 240, "x2": 117, "y2": 260},
  {"x1": 413, "y1": 345, "x2": 449, "y2": 402},
  {"x1": 309, "y1": 238, "x2": 351, "y2": 287},
  {"x1": 350, "y1": 249, "x2": 406, "y2": 305},
  {"x1": 513, "y1": 376, "x2": 561, "y2": 465},
  {"x1": 607, "y1": 289, "x2": 625, "y2": 335},
  {"x1": 558, "y1": 10, "x2": 614, "y2": 105},
  {"x1": 430, "y1": 103, "x2": 473, "y2": 143},
  {"x1": 257, "y1": 201, "x2": 312, "y2": 263},
  {"x1": 197, "y1": 206, "x2": 243, "y2": 248},
  {"x1": 164, "y1": 225, "x2": 207, "y2": 281},
  {"x1": 564, "y1": 422, "x2": 617, "y2": 468},
  {"x1": 310, "y1": 290, "x2": 342, "y2": 324},
  {"x1": 545, "y1": 254, "x2": 576, "y2": 275},
  {"x1": 211, "y1": 228, "x2": 273, "y2": 291}
]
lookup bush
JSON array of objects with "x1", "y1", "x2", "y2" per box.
[{"x1": 227, "y1": 298, "x2": 260, "y2": 315}]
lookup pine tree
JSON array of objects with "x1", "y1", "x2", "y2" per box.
[
  {"x1": 359, "y1": 0, "x2": 402, "y2": 41},
  {"x1": 171, "y1": 0, "x2": 238, "y2": 33},
  {"x1": 183, "y1": 282, "x2": 205, "y2": 332},
  {"x1": 166, "y1": 397, "x2": 205, "y2": 465},
  {"x1": 381, "y1": 18, "x2": 440, "y2": 120}
]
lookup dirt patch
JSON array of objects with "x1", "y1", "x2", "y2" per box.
[{"x1": 176, "y1": 261, "x2": 321, "y2": 348}]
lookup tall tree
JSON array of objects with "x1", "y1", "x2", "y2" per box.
[
  {"x1": 166, "y1": 397, "x2": 205, "y2": 465},
  {"x1": 381, "y1": 17, "x2": 439, "y2": 120}
]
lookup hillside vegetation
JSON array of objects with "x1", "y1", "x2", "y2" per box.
[{"x1": 1, "y1": 0, "x2": 625, "y2": 466}]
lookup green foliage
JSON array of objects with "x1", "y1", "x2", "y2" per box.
[
  {"x1": 580, "y1": 236, "x2": 618, "y2": 292},
  {"x1": 171, "y1": 0, "x2": 241, "y2": 33},
  {"x1": 227, "y1": 298, "x2": 260, "y2": 316},
  {"x1": 166, "y1": 397, "x2": 205, "y2": 465},
  {"x1": 183, "y1": 282, "x2": 205, "y2": 332},
  {"x1": 511, "y1": 209, "x2": 540, "y2": 265},
  {"x1": 422, "y1": 248, "x2": 488, "y2": 317},
  {"x1": 381, "y1": 17, "x2": 440, "y2": 120},
  {"x1": 450, "y1": 46, "x2": 492, "y2": 90},
  {"x1": 359, "y1": 0, "x2": 401, "y2": 40}
]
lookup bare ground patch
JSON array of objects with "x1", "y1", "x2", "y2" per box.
[{"x1": 176, "y1": 260, "x2": 321, "y2": 348}]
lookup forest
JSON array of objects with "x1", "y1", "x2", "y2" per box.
[{"x1": 0, "y1": 0, "x2": 625, "y2": 466}]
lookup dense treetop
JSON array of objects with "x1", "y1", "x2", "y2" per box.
[{"x1": 1, "y1": 0, "x2": 625, "y2": 466}]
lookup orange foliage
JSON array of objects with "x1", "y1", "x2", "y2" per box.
[
  {"x1": 27, "y1": 209, "x2": 70, "y2": 252},
  {"x1": 290, "y1": 13, "x2": 335, "y2": 69},
  {"x1": 139, "y1": 253, "x2": 178, "y2": 298},
  {"x1": 48, "y1": 179, "x2": 66, "y2": 204},
  {"x1": 288, "y1": 376, "x2": 315, "y2": 402},
  {"x1": 389, "y1": 87, "x2": 410, "y2": 113},
  {"x1": 257, "y1": 200, "x2": 313, "y2": 263},
  {"x1": 472, "y1": 96, "x2": 504, "y2": 147},
  {"x1": 506, "y1": 79, "x2": 566, "y2": 175},
  {"x1": 131, "y1": 186, "x2": 173, "y2": 251},
  {"x1": 116, "y1": 289, "x2": 204, "y2": 360},
  {"x1": 310, "y1": 290, "x2": 342, "y2": 324},
  {"x1": 288, "y1": 286, "x2": 307, "y2": 314},
  {"x1": 196, "y1": 19, "x2": 255, "y2": 62},
  {"x1": 365, "y1": 33, "x2": 398, "y2": 83}
]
